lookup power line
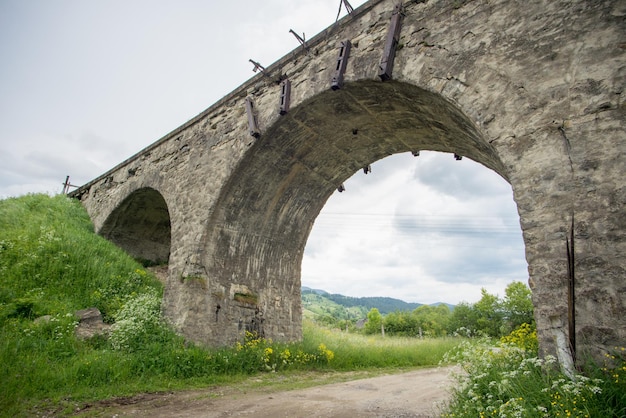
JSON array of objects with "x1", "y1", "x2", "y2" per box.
[{"x1": 311, "y1": 213, "x2": 522, "y2": 234}]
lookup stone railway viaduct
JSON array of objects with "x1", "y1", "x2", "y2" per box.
[{"x1": 71, "y1": 0, "x2": 625, "y2": 365}]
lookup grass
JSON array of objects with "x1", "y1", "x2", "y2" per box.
[
  {"x1": 0, "y1": 193, "x2": 160, "y2": 323},
  {"x1": 0, "y1": 194, "x2": 461, "y2": 417},
  {"x1": 302, "y1": 320, "x2": 461, "y2": 369}
]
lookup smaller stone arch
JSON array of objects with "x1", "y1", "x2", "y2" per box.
[{"x1": 99, "y1": 187, "x2": 171, "y2": 265}]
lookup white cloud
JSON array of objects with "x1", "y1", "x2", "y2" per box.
[{"x1": 302, "y1": 152, "x2": 528, "y2": 305}]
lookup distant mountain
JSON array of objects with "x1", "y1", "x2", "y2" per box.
[
  {"x1": 301, "y1": 287, "x2": 451, "y2": 315},
  {"x1": 301, "y1": 291, "x2": 367, "y2": 322},
  {"x1": 301, "y1": 286, "x2": 327, "y2": 295},
  {"x1": 323, "y1": 293, "x2": 422, "y2": 315}
]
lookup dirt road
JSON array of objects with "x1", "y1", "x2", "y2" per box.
[{"x1": 79, "y1": 367, "x2": 456, "y2": 417}]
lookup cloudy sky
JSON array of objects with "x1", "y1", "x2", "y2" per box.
[{"x1": 0, "y1": 0, "x2": 528, "y2": 305}]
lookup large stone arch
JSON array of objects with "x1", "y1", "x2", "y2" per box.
[{"x1": 173, "y1": 80, "x2": 511, "y2": 347}]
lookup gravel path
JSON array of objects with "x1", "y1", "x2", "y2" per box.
[{"x1": 78, "y1": 367, "x2": 456, "y2": 417}]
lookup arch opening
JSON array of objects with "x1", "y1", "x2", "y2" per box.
[
  {"x1": 203, "y1": 79, "x2": 525, "y2": 343},
  {"x1": 100, "y1": 187, "x2": 171, "y2": 265},
  {"x1": 302, "y1": 151, "x2": 527, "y2": 307}
]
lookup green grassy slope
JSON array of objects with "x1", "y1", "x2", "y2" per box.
[
  {"x1": 0, "y1": 194, "x2": 460, "y2": 417},
  {"x1": 0, "y1": 194, "x2": 167, "y2": 415},
  {"x1": 302, "y1": 291, "x2": 368, "y2": 322},
  {"x1": 0, "y1": 194, "x2": 162, "y2": 321}
]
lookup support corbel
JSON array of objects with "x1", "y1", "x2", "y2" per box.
[
  {"x1": 279, "y1": 79, "x2": 292, "y2": 115},
  {"x1": 245, "y1": 97, "x2": 261, "y2": 138},
  {"x1": 378, "y1": 4, "x2": 404, "y2": 81},
  {"x1": 331, "y1": 40, "x2": 352, "y2": 90}
]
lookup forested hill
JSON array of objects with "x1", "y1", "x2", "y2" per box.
[{"x1": 302, "y1": 287, "x2": 426, "y2": 315}]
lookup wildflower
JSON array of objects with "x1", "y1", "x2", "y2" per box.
[{"x1": 317, "y1": 343, "x2": 334, "y2": 363}]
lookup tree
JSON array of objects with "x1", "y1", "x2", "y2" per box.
[
  {"x1": 365, "y1": 307, "x2": 383, "y2": 335},
  {"x1": 447, "y1": 283, "x2": 534, "y2": 338},
  {"x1": 502, "y1": 281, "x2": 534, "y2": 333},
  {"x1": 431, "y1": 304, "x2": 451, "y2": 336},
  {"x1": 384, "y1": 310, "x2": 419, "y2": 336},
  {"x1": 474, "y1": 288, "x2": 503, "y2": 337},
  {"x1": 448, "y1": 302, "x2": 479, "y2": 336},
  {"x1": 412, "y1": 305, "x2": 451, "y2": 337}
]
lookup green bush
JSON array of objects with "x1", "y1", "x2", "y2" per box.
[
  {"x1": 442, "y1": 331, "x2": 626, "y2": 417},
  {"x1": 109, "y1": 290, "x2": 169, "y2": 352},
  {"x1": 500, "y1": 323, "x2": 538, "y2": 353}
]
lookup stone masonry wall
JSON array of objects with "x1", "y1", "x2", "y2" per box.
[{"x1": 73, "y1": 0, "x2": 625, "y2": 364}]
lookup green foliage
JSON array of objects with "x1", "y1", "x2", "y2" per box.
[
  {"x1": 442, "y1": 333, "x2": 626, "y2": 417},
  {"x1": 322, "y1": 292, "x2": 422, "y2": 314},
  {"x1": 0, "y1": 194, "x2": 166, "y2": 415},
  {"x1": 593, "y1": 347, "x2": 626, "y2": 415},
  {"x1": 383, "y1": 310, "x2": 419, "y2": 336},
  {"x1": 1, "y1": 296, "x2": 40, "y2": 320},
  {"x1": 382, "y1": 305, "x2": 451, "y2": 337},
  {"x1": 0, "y1": 194, "x2": 162, "y2": 322},
  {"x1": 447, "y1": 282, "x2": 533, "y2": 338},
  {"x1": 448, "y1": 302, "x2": 479, "y2": 337},
  {"x1": 474, "y1": 288, "x2": 503, "y2": 337},
  {"x1": 109, "y1": 290, "x2": 171, "y2": 352},
  {"x1": 377, "y1": 282, "x2": 533, "y2": 340},
  {"x1": 502, "y1": 281, "x2": 534, "y2": 333},
  {"x1": 301, "y1": 291, "x2": 367, "y2": 329},
  {"x1": 365, "y1": 307, "x2": 382, "y2": 334},
  {"x1": 233, "y1": 331, "x2": 335, "y2": 373},
  {"x1": 500, "y1": 323, "x2": 538, "y2": 353}
]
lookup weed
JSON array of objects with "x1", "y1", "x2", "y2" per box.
[{"x1": 441, "y1": 326, "x2": 626, "y2": 417}]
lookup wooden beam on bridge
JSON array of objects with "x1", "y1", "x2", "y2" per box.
[
  {"x1": 331, "y1": 40, "x2": 351, "y2": 90},
  {"x1": 378, "y1": 3, "x2": 404, "y2": 81},
  {"x1": 61, "y1": 175, "x2": 79, "y2": 194},
  {"x1": 335, "y1": 0, "x2": 355, "y2": 22},
  {"x1": 245, "y1": 97, "x2": 261, "y2": 138},
  {"x1": 279, "y1": 79, "x2": 292, "y2": 115}
]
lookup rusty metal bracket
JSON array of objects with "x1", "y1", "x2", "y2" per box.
[
  {"x1": 61, "y1": 175, "x2": 78, "y2": 194},
  {"x1": 378, "y1": 3, "x2": 404, "y2": 81},
  {"x1": 331, "y1": 40, "x2": 352, "y2": 90},
  {"x1": 249, "y1": 59, "x2": 269, "y2": 77},
  {"x1": 289, "y1": 29, "x2": 308, "y2": 53},
  {"x1": 245, "y1": 97, "x2": 261, "y2": 138},
  {"x1": 335, "y1": 0, "x2": 355, "y2": 22},
  {"x1": 279, "y1": 79, "x2": 292, "y2": 115}
]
